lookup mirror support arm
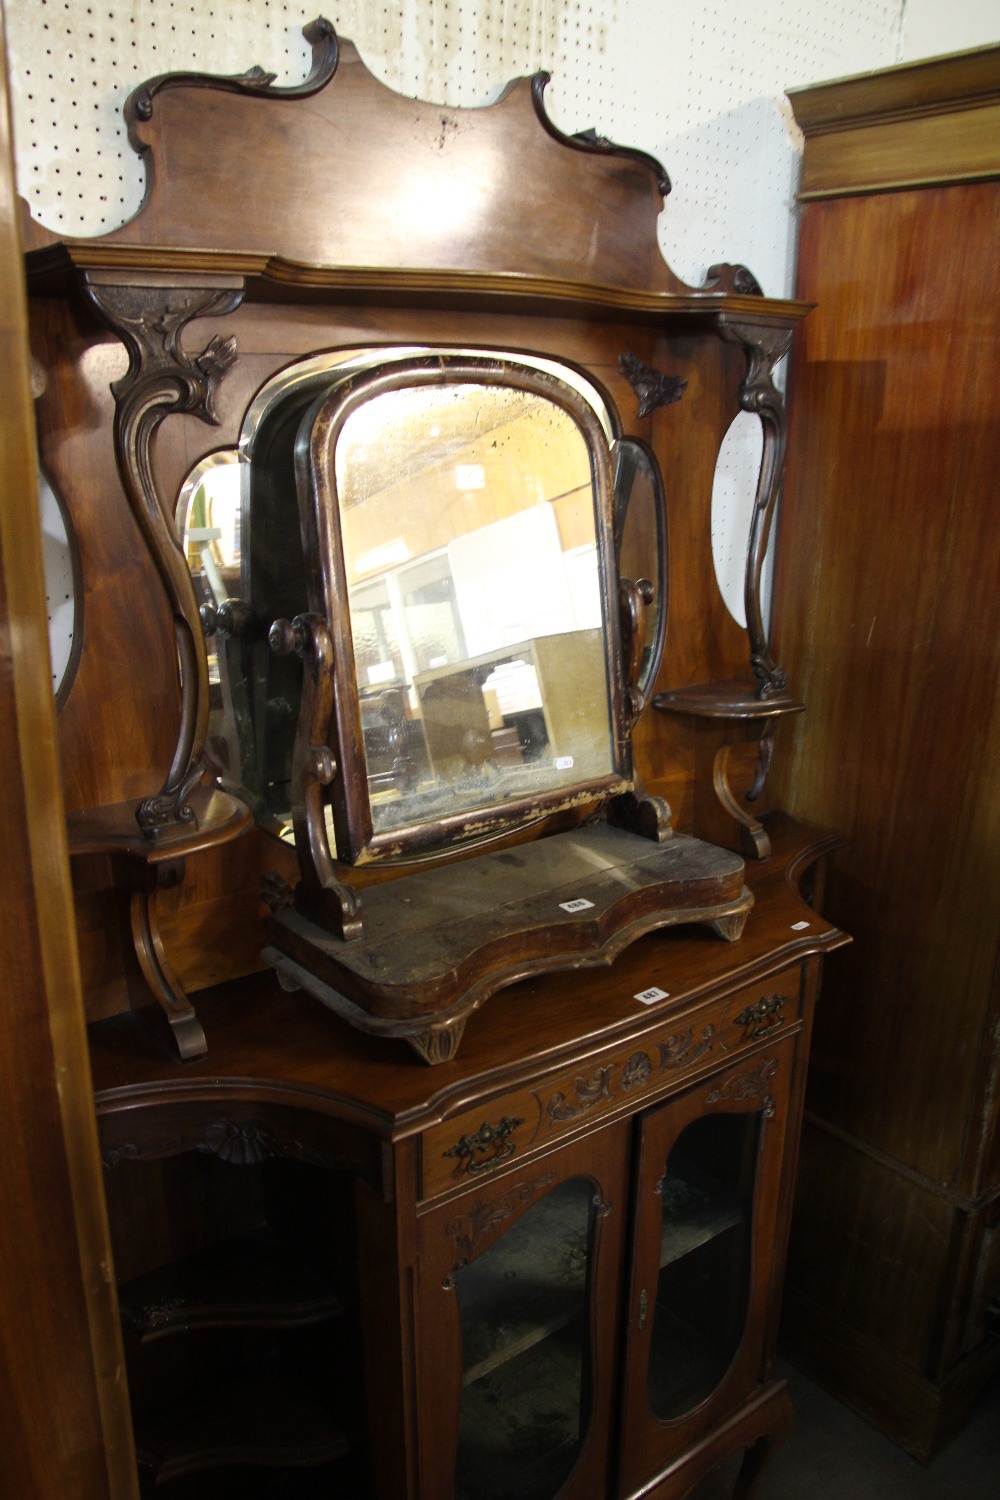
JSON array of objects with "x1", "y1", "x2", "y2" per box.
[
  {"x1": 270, "y1": 613, "x2": 363, "y2": 941},
  {"x1": 619, "y1": 576, "x2": 655, "y2": 721}
]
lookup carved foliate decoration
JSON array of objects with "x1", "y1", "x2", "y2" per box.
[
  {"x1": 442, "y1": 1172, "x2": 558, "y2": 1285},
  {"x1": 533, "y1": 1023, "x2": 724, "y2": 1127},
  {"x1": 196, "y1": 1117, "x2": 344, "y2": 1171},
  {"x1": 702, "y1": 262, "x2": 764, "y2": 297},
  {"x1": 103, "y1": 1116, "x2": 348, "y2": 1174},
  {"x1": 84, "y1": 274, "x2": 245, "y2": 837},
  {"x1": 259, "y1": 871, "x2": 296, "y2": 913},
  {"x1": 619, "y1": 352, "x2": 687, "y2": 420},
  {"x1": 622, "y1": 1051, "x2": 653, "y2": 1091},
  {"x1": 559, "y1": 120, "x2": 672, "y2": 199},
  {"x1": 197, "y1": 1118, "x2": 278, "y2": 1166},
  {"x1": 660, "y1": 1024, "x2": 715, "y2": 1071},
  {"x1": 706, "y1": 1057, "x2": 778, "y2": 1119},
  {"x1": 544, "y1": 1066, "x2": 614, "y2": 1123},
  {"x1": 715, "y1": 315, "x2": 795, "y2": 699},
  {"x1": 101, "y1": 1135, "x2": 183, "y2": 1170}
]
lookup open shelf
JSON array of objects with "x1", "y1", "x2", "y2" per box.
[
  {"x1": 659, "y1": 1164, "x2": 744, "y2": 1268},
  {"x1": 134, "y1": 1369, "x2": 349, "y2": 1485},
  {"x1": 457, "y1": 1184, "x2": 590, "y2": 1385},
  {"x1": 455, "y1": 1323, "x2": 584, "y2": 1500},
  {"x1": 118, "y1": 1225, "x2": 342, "y2": 1343}
]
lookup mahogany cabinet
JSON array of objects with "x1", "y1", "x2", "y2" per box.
[
  {"x1": 91, "y1": 822, "x2": 843, "y2": 1499},
  {"x1": 14, "y1": 21, "x2": 848, "y2": 1497},
  {"x1": 772, "y1": 46, "x2": 1000, "y2": 1460}
]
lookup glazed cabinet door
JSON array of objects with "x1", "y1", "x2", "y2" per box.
[
  {"x1": 414, "y1": 1121, "x2": 630, "y2": 1500},
  {"x1": 617, "y1": 1039, "x2": 796, "y2": 1497}
]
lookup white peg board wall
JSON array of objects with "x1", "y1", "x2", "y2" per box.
[
  {"x1": 6, "y1": 0, "x2": 904, "y2": 290},
  {"x1": 6, "y1": 0, "x2": 904, "y2": 631}
]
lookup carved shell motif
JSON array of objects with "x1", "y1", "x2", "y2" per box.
[{"x1": 197, "y1": 1119, "x2": 279, "y2": 1165}]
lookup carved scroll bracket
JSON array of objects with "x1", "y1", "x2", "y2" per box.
[
  {"x1": 83, "y1": 271, "x2": 245, "y2": 838},
  {"x1": 715, "y1": 315, "x2": 795, "y2": 699},
  {"x1": 118, "y1": 854, "x2": 207, "y2": 1061},
  {"x1": 127, "y1": 16, "x2": 339, "y2": 137}
]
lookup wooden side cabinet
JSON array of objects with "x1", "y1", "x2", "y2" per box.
[
  {"x1": 91, "y1": 823, "x2": 843, "y2": 1500},
  {"x1": 773, "y1": 46, "x2": 1000, "y2": 1461}
]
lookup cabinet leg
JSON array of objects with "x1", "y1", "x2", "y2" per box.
[{"x1": 732, "y1": 1384, "x2": 793, "y2": 1498}]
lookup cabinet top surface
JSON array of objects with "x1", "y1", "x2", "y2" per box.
[{"x1": 89, "y1": 817, "x2": 847, "y2": 1139}]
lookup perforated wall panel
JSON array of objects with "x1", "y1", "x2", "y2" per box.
[
  {"x1": 6, "y1": 0, "x2": 903, "y2": 634},
  {"x1": 6, "y1": 0, "x2": 903, "y2": 291}
]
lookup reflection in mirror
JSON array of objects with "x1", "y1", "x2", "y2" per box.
[
  {"x1": 177, "y1": 452, "x2": 251, "y2": 785},
  {"x1": 39, "y1": 464, "x2": 80, "y2": 703},
  {"x1": 711, "y1": 411, "x2": 764, "y2": 630},
  {"x1": 319, "y1": 379, "x2": 615, "y2": 843}
]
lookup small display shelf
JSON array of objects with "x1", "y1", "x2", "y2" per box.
[
  {"x1": 118, "y1": 1224, "x2": 343, "y2": 1343},
  {"x1": 457, "y1": 1188, "x2": 589, "y2": 1384},
  {"x1": 134, "y1": 1368, "x2": 349, "y2": 1485},
  {"x1": 659, "y1": 1162, "x2": 743, "y2": 1267}
]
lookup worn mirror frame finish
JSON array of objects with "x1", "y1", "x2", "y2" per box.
[{"x1": 292, "y1": 354, "x2": 631, "y2": 867}]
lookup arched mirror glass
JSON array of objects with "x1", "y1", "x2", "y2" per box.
[{"x1": 321, "y1": 378, "x2": 614, "y2": 844}]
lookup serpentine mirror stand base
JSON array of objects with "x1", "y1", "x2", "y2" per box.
[{"x1": 263, "y1": 820, "x2": 753, "y2": 1065}]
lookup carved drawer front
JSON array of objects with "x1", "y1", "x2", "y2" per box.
[{"x1": 421, "y1": 967, "x2": 803, "y2": 1201}]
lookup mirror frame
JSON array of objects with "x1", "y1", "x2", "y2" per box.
[{"x1": 285, "y1": 352, "x2": 633, "y2": 867}]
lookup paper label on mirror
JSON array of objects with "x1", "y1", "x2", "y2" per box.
[
  {"x1": 554, "y1": 755, "x2": 575, "y2": 770},
  {"x1": 560, "y1": 897, "x2": 595, "y2": 913},
  {"x1": 634, "y1": 986, "x2": 670, "y2": 1005}
]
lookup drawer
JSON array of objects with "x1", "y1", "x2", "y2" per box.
[{"x1": 420, "y1": 966, "x2": 803, "y2": 1202}]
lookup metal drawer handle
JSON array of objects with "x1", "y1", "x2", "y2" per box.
[
  {"x1": 443, "y1": 1116, "x2": 524, "y2": 1176},
  {"x1": 734, "y1": 993, "x2": 787, "y2": 1040}
]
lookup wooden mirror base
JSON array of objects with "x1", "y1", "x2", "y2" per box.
[{"x1": 262, "y1": 824, "x2": 752, "y2": 1064}]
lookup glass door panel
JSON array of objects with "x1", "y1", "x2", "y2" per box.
[
  {"x1": 452, "y1": 1177, "x2": 595, "y2": 1500},
  {"x1": 617, "y1": 1042, "x2": 795, "y2": 1498},
  {"x1": 648, "y1": 1110, "x2": 761, "y2": 1419}
]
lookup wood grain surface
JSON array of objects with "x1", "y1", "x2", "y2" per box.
[{"x1": 0, "y1": 10, "x2": 137, "y2": 1495}]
